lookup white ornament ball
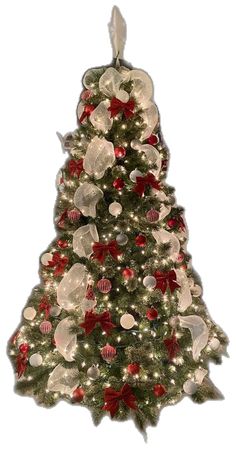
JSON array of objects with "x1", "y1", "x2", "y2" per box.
[
  {"x1": 87, "y1": 365, "x2": 100, "y2": 380},
  {"x1": 109, "y1": 202, "x2": 122, "y2": 216},
  {"x1": 50, "y1": 306, "x2": 61, "y2": 317},
  {"x1": 209, "y1": 337, "x2": 220, "y2": 351},
  {"x1": 129, "y1": 169, "x2": 143, "y2": 183},
  {"x1": 23, "y1": 307, "x2": 36, "y2": 321},
  {"x1": 143, "y1": 275, "x2": 156, "y2": 289},
  {"x1": 39, "y1": 320, "x2": 52, "y2": 334},
  {"x1": 120, "y1": 313, "x2": 135, "y2": 329},
  {"x1": 41, "y1": 252, "x2": 53, "y2": 266},
  {"x1": 116, "y1": 233, "x2": 128, "y2": 246},
  {"x1": 183, "y1": 380, "x2": 198, "y2": 395},
  {"x1": 29, "y1": 353, "x2": 43, "y2": 367},
  {"x1": 191, "y1": 284, "x2": 202, "y2": 297}
]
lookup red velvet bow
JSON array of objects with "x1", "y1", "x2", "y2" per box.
[
  {"x1": 16, "y1": 344, "x2": 30, "y2": 378},
  {"x1": 164, "y1": 333, "x2": 180, "y2": 360},
  {"x1": 102, "y1": 383, "x2": 137, "y2": 417},
  {"x1": 47, "y1": 252, "x2": 68, "y2": 276},
  {"x1": 57, "y1": 209, "x2": 68, "y2": 229},
  {"x1": 108, "y1": 97, "x2": 135, "y2": 119},
  {"x1": 79, "y1": 104, "x2": 95, "y2": 123},
  {"x1": 154, "y1": 270, "x2": 180, "y2": 294},
  {"x1": 133, "y1": 172, "x2": 160, "y2": 197},
  {"x1": 80, "y1": 310, "x2": 116, "y2": 335},
  {"x1": 38, "y1": 296, "x2": 51, "y2": 320},
  {"x1": 175, "y1": 216, "x2": 186, "y2": 231},
  {"x1": 68, "y1": 159, "x2": 84, "y2": 178},
  {"x1": 92, "y1": 240, "x2": 122, "y2": 264}
]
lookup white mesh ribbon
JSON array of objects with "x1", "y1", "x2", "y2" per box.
[
  {"x1": 74, "y1": 182, "x2": 103, "y2": 217},
  {"x1": 73, "y1": 224, "x2": 99, "y2": 258},
  {"x1": 152, "y1": 229, "x2": 180, "y2": 261},
  {"x1": 194, "y1": 368, "x2": 208, "y2": 384},
  {"x1": 57, "y1": 263, "x2": 88, "y2": 310},
  {"x1": 140, "y1": 103, "x2": 159, "y2": 141},
  {"x1": 131, "y1": 139, "x2": 161, "y2": 172},
  {"x1": 178, "y1": 315, "x2": 209, "y2": 361},
  {"x1": 129, "y1": 69, "x2": 154, "y2": 109},
  {"x1": 47, "y1": 364, "x2": 79, "y2": 395},
  {"x1": 159, "y1": 203, "x2": 171, "y2": 221},
  {"x1": 54, "y1": 317, "x2": 77, "y2": 362},
  {"x1": 176, "y1": 269, "x2": 193, "y2": 312},
  {"x1": 83, "y1": 136, "x2": 115, "y2": 179},
  {"x1": 89, "y1": 101, "x2": 113, "y2": 132},
  {"x1": 99, "y1": 67, "x2": 128, "y2": 102}
]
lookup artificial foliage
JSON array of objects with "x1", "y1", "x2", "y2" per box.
[{"x1": 8, "y1": 7, "x2": 228, "y2": 432}]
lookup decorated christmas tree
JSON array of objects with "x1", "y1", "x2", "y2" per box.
[{"x1": 8, "y1": 7, "x2": 228, "y2": 431}]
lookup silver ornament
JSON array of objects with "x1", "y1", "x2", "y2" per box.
[
  {"x1": 29, "y1": 353, "x2": 43, "y2": 367},
  {"x1": 87, "y1": 365, "x2": 100, "y2": 380},
  {"x1": 109, "y1": 202, "x2": 122, "y2": 216},
  {"x1": 129, "y1": 169, "x2": 143, "y2": 183},
  {"x1": 183, "y1": 379, "x2": 198, "y2": 395},
  {"x1": 50, "y1": 306, "x2": 61, "y2": 317},
  {"x1": 143, "y1": 275, "x2": 156, "y2": 289},
  {"x1": 120, "y1": 313, "x2": 135, "y2": 329},
  {"x1": 23, "y1": 307, "x2": 36, "y2": 321},
  {"x1": 116, "y1": 233, "x2": 128, "y2": 245}
]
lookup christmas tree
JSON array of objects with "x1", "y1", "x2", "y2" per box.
[{"x1": 8, "y1": 7, "x2": 228, "y2": 431}]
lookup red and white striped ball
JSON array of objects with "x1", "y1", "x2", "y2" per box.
[
  {"x1": 97, "y1": 278, "x2": 112, "y2": 294},
  {"x1": 67, "y1": 209, "x2": 81, "y2": 222},
  {"x1": 146, "y1": 208, "x2": 159, "y2": 222},
  {"x1": 101, "y1": 343, "x2": 116, "y2": 363},
  {"x1": 39, "y1": 320, "x2": 52, "y2": 334}
]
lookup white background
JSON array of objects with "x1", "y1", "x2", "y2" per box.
[{"x1": 0, "y1": 0, "x2": 235, "y2": 455}]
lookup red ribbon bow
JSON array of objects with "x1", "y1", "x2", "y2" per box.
[
  {"x1": 164, "y1": 333, "x2": 180, "y2": 360},
  {"x1": 102, "y1": 383, "x2": 137, "y2": 417},
  {"x1": 80, "y1": 310, "x2": 116, "y2": 335},
  {"x1": 133, "y1": 172, "x2": 160, "y2": 197},
  {"x1": 38, "y1": 296, "x2": 51, "y2": 320},
  {"x1": 16, "y1": 344, "x2": 30, "y2": 378},
  {"x1": 47, "y1": 252, "x2": 68, "y2": 277},
  {"x1": 57, "y1": 209, "x2": 68, "y2": 229},
  {"x1": 154, "y1": 270, "x2": 180, "y2": 294},
  {"x1": 68, "y1": 159, "x2": 84, "y2": 178},
  {"x1": 108, "y1": 97, "x2": 135, "y2": 119},
  {"x1": 92, "y1": 240, "x2": 122, "y2": 264},
  {"x1": 79, "y1": 104, "x2": 95, "y2": 123}
]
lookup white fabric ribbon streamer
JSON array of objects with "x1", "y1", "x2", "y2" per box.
[
  {"x1": 47, "y1": 364, "x2": 79, "y2": 395},
  {"x1": 57, "y1": 263, "x2": 88, "y2": 310},
  {"x1": 178, "y1": 315, "x2": 209, "y2": 361},
  {"x1": 176, "y1": 269, "x2": 193, "y2": 312},
  {"x1": 83, "y1": 136, "x2": 115, "y2": 178},
  {"x1": 152, "y1": 229, "x2": 180, "y2": 261},
  {"x1": 73, "y1": 224, "x2": 99, "y2": 259},
  {"x1": 131, "y1": 139, "x2": 161, "y2": 173},
  {"x1": 74, "y1": 182, "x2": 103, "y2": 217},
  {"x1": 140, "y1": 103, "x2": 159, "y2": 141},
  {"x1": 99, "y1": 67, "x2": 129, "y2": 102},
  {"x1": 54, "y1": 317, "x2": 77, "y2": 362},
  {"x1": 89, "y1": 101, "x2": 113, "y2": 133}
]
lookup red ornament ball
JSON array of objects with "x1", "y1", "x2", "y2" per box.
[
  {"x1": 97, "y1": 278, "x2": 112, "y2": 294},
  {"x1": 135, "y1": 234, "x2": 146, "y2": 247},
  {"x1": 146, "y1": 308, "x2": 158, "y2": 320},
  {"x1": 127, "y1": 363, "x2": 140, "y2": 375},
  {"x1": 122, "y1": 267, "x2": 135, "y2": 280},
  {"x1": 57, "y1": 239, "x2": 68, "y2": 249},
  {"x1": 147, "y1": 134, "x2": 159, "y2": 146},
  {"x1": 113, "y1": 177, "x2": 125, "y2": 190},
  {"x1": 39, "y1": 320, "x2": 52, "y2": 334},
  {"x1": 81, "y1": 89, "x2": 93, "y2": 101},
  {"x1": 101, "y1": 343, "x2": 116, "y2": 363},
  {"x1": 114, "y1": 146, "x2": 126, "y2": 159},
  {"x1": 177, "y1": 252, "x2": 185, "y2": 263},
  {"x1": 167, "y1": 218, "x2": 178, "y2": 229},
  {"x1": 153, "y1": 384, "x2": 167, "y2": 397},
  {"x1": 67, "y1": 209, "x2": 81, "y2": 222},
  {"x1": 19, "y1": 343, "x2": 30, "y2": 353},
  {"x1": 72, "y1": 387, "x2": 85, "y2": 402},
  {"x1": 146, "y1": 208, "x2": 159, "y2": 222}
]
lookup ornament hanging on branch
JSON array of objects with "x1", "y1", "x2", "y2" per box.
[{"x1": 101, "y1": 343, "x2": 116, "y2": 363}]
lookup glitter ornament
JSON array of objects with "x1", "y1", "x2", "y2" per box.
[
  {"x1": 29, "y1": 353, "x2": 43, "y2": 367},
  {"x1": 129, "y1": 168, "x2": 143, "y2": 183},
  {"x1": 122, "y1": 267, "x2": 135, "y2": 280},
  {"x1": 127, "y1": 363, "x2": 140, "y2": 375},
  {"x1": 143, "y1": 275, "x2": 156, "y2": 289},
  {"x1": 19, "y1": 343, "x2": 30, "y2": 353},
  {"x1": 114, "y1": 146, "x2": 126, "y2": 158},
  {"x1": 153, "y1": 384, "x2": 166, "y2": 397},
  {"x1": 101, "y1": 343, "x2": 116, "y2": 363},
  {"x1": 41, "y1": 252, "x2": 53, "y2": 266},
  {"x1": 87, "y1": 364, "x2": 100, "y2": 380},
  {"x1": 67, "y1": 209, "x2": 81, "y2": 222},
  {"x1": 120, "y1": 313, "x2": 135, "y2": 329},
  {"x1": 146, "y1": 208, "x2": 159, "y2": 222},
  {"x1": 72, "y1": 387, "x2": 85, "y2": 402},
  {"x1": 109, "y1": 201, "x2": 122, "y2": 216},
  {"x1": 146, "y1": 308, "x2": 158, "y2": 320},
  {"x1": 39, "y1": 320, "x2": 52, "y2": 334},
  {"x1": 50, "y1": 306, "x2": 61, "y2": 317},
  {"x1": 23, "y1": 307, "x2": 36, "y2": 321},
  {"x1": 97, "y1": 278, "x2": 112, "y2": 293},
  {"x1": 116, "y1": 233, "x2": 128, "y2": 245},
  {"x1": 135, "y1": 234, "x2": 146, "y2": 247},
  {"x1": 183, "y1": 380, "x2": 198, "y2": 395},
  {"x1": 113, "y1": 177, "x2": 125, "y2": 190}
]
